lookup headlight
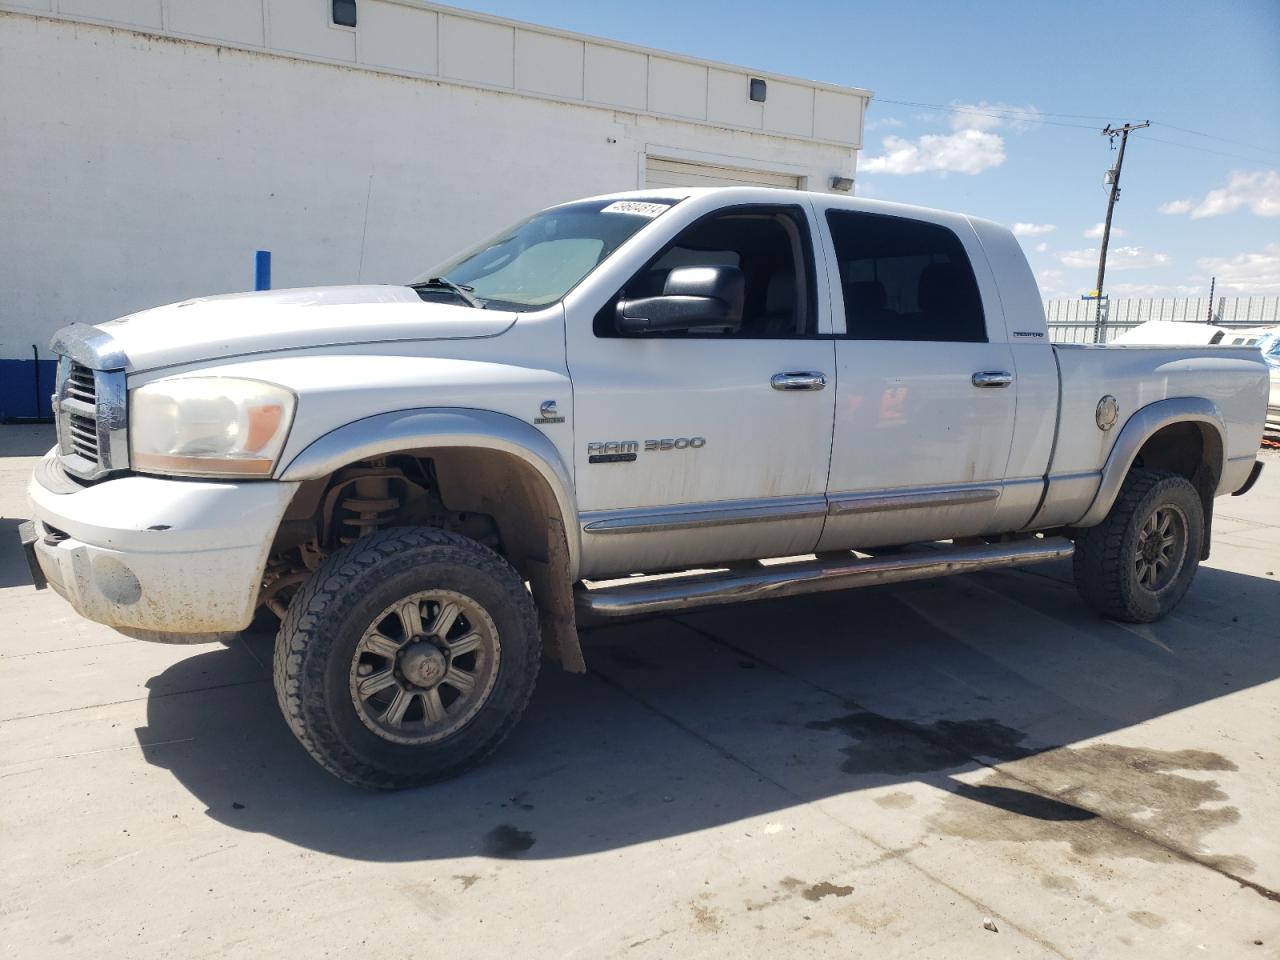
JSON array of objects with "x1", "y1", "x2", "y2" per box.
[{"x1": 130, "y1": 378, "x2": 296, "y2": 478}]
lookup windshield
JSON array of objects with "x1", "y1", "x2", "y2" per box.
[{"x1": 412, "y1": 198, "x2": 679, "y2": 311}]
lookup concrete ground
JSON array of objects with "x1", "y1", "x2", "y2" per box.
[{"x1": 1, "y1": 423, "x2": 1278, "y2": 960}]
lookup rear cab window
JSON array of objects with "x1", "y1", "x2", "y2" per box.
[{"x1": 825, "y1": 210, "x2": 987, "y2": 342}]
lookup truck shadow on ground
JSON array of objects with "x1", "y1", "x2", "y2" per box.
[
  {"x1": 0, "y1": 519, "x2": 36, "y2": 589},
  {"x1": 135, "y1": 561, "x2": 1280, "y2": 872}
]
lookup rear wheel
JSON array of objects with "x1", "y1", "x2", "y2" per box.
[
  {"x1": 273, "y1": 527, "x2": 540, "y2": 789},
  {"x1": 1072, "y1": 469, "x2": 1203, "y2": 623}
]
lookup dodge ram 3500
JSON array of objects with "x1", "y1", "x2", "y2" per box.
[{"x1": 19, "y1": 188, "x2": 1269, "y2": 788}]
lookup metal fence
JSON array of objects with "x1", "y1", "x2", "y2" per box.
[{"x1": 1045, "y1": 296, "x2": 1280, "y2": 344}]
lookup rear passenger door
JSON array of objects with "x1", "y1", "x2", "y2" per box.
[{"x1": 816, "y1": 207, "x2": 1018, "y2": 551}]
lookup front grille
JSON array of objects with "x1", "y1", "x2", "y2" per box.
[
  {"x1": 66, "y1": 362, "x2": 96, "y2": 404},
  {"x1": 66, "y1": 411, "x2": 100, "y2": 461},
  {"x1": 54, "y1": 356, "x2": 127, "y2": 480},
  {"x1": 64, "y1": 362, "x2": 100, "y2": 462}
]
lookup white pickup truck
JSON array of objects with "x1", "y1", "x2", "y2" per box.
[{"x1": 20, "y1": 187, "x2": 1269, "y2": 789}]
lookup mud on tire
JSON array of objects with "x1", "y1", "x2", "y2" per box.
[{"x1": 273, "y1": 527, "x2": 540, "y2": 789}]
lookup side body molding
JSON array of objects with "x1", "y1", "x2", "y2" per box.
[
  {"x1": 1075, "y1": 397, "x2": 1226, "y2": 529},
  {"x1": 279, "y1": 408, "x2": 581, "y2": 579}
]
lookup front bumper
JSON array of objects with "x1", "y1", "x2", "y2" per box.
[{"x1": 26, "y1": 452, "x2": 298, "y2": 637}]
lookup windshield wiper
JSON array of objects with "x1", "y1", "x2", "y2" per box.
[{"x1": 410, "y1": 277, "x2": 485, "y2": 309}]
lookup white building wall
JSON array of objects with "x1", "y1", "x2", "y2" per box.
[{"x1": 0, "y1": 2, "x2": 869, "y2": 375}]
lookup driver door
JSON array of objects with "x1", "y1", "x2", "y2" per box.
[{"x1": 564, "y1": 202, "x2": 837, "y2": 579}]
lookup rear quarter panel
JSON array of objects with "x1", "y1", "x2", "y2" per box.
[{"x1": 1052, "y1": 343, "x2": 1268, "y2": 508}]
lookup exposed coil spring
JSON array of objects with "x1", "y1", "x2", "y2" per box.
[{"x1": 339, "y1": 494, "x2": 400, "y2": 543}]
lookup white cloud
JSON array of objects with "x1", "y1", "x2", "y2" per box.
[
  {"x1": 1198, "y1": 243, "x2": 1280, "y2": 294},
  {"x1": 1057, "y1": 246, "x2": 1170, "y2": 270},
  {"x1": 947, "y1": 101, "x2": 1042, "y2": 133},
  {"x1": 1035, "y1": 241, "x2": 1049, "y2": 253},
  {"x1": 865, "y1": 116, "x2": 903, "y2": 132},
  {"x1": 1160, "y1": 170, "x2": 1280, "y2": 219},
  {"x1": 861, "y1": 129, "x2": 1006, "y2": 176},
  {"x1": 1033, "y1": 267, "x2": 1071, "y2": 299},
  {"x1": 1012, "y1": 222, "x2": 1056, "y2": 237},
  {"x1": 1083, "y1": 222, "x2": 1124, "y2": 239}
]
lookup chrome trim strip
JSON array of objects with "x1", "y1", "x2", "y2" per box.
[
  {"x1": 826, "y1": 485, "x2": 999, "y2": 517},
  {"x1": 96, "y1": 369, "x2": 129, "y2": 471},
  {"x1": 1226, "y1": 453, "x2": 1256, "y2": 464},
  {"x1": 1047, "y1": 469, "x2": 1102, "y2": 484},
  {"x1": 582, "y1": 495, "x2": 827, "y2": 534},
  {"x1": 577, "y1": 537, "x2": 1075, "y2": 617},
  {"x1": 998, "y1": 476, "x2": 1045, "y2": 489}
]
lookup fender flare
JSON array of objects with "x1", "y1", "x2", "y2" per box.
[
  {"x1": 1075, "y1": 397, "x2": 1226, "y2": 528},
  {"x1": 278, "y1": 407, "x2": 580, "y2": 579}
]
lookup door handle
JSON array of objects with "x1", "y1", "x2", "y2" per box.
[
  {"x1": 771, "y1": 372, "x2": 827, "y2": 391},
  {"x1": 971, "y1": 371, "x2": 1014, "y2": 388}
]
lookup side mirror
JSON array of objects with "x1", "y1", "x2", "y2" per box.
[{"x1": 616, "y1": 265, "x2": 745, "y2": 335}]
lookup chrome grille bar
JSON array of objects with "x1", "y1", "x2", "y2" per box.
[{"x1": 50, "y1": 324, "x2": 129, "y2": 481}]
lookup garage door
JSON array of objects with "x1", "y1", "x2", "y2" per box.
[{"x1": 644, "y1": 157, "x2": 801, "y2": 190}]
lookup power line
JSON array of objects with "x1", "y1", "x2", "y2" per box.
[
  {"x1": 1142, "y1": 133, "x2": 1278, "y2": 165},
  {"x1": 1150, "y1": 121, "x2": 1278, "y2": 157},
  {"x1": 871, "y1": 98, "x2": 1280, "y2": 161}
]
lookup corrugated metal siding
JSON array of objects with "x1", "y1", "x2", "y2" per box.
[
  {"x1": 645, "y1": 157, "x2": 802, "y2": 189},
  {"x1": 0, "y1": 0, "x2": 870, "y2": 147}
]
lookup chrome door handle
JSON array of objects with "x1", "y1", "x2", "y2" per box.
[
  {"x1": 771, "y1": 371, "x2": 827, "y2": 391},
  {"x1": 971, "y1": 371, "x2": 1014, "y2": 388}
]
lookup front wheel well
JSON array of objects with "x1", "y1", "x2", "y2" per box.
[
  {"x1": 268, "y1": 446, "x2": 584, "y2": 672},
  {"x1": 1129, "y1": 421, "x2": 1222, "y2": 560}
]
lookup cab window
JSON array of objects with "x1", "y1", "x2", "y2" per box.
[
  {"x1": 597, "y1": 205, "x2": 817, "y2": 338},
  {"x1": 826, "y1": 210, "x2": 986, "y2": 342}
]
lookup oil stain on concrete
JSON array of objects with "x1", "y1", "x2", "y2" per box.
[
  {"x1": 808, "y1": 711, "x2": 1252, "y2": 877},
  {"x1": 805, "y1": 712, "x2": 1036, "y2": 775},
  {"x1": 931, "y1": 743, "x2": 1252, "y2": 875},
  {"x1": 802, "y1": 881, "x2": 854, "y2": 902},
  {"x1": 482, "y1": 824, "x2": 536, "y2": 858}
]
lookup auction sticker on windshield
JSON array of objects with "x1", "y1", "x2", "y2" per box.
[{"x1": 600, "y1": 200, "x2": 672, "y2": 218}]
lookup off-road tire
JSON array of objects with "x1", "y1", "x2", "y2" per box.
[
  {"x1": 1072, "y1": 469, "x2": 1203, "y2": 623},
  {"x1": 273, "y1": 527, "x2": 540, "y2": 789}
]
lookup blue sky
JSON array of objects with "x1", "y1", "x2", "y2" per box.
[{"x1": 457, "y1": 0, "x2": 1279, "y2": 300}]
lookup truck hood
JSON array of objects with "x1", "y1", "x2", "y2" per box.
[{"x1": 95, "y1": 285, "x2": 517, "y2": 372}]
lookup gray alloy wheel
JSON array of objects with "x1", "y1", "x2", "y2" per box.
[
  {"x1": 349, "y1": 589, "x2": 501, "y2": 745},
  {"x1": 1133, "y1": 503, "x2": 1189, "y2": 593}
]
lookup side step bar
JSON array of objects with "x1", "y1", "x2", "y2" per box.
[{"x1": 575, "y1": 537, "x2": 1074, "y2": 619}]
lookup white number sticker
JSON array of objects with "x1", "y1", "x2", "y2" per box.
[{"x1": 600, "y1": 200, "x2": 672, "y2": 218}]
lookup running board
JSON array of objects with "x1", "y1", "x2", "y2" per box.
[{"x1": 575, "y1": 537, "x2": 1074, "y2": 618}]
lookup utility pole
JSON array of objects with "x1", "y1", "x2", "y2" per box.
[{"x1": 1093, "y1": 121, "x2": 1149, "y2": 339}]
